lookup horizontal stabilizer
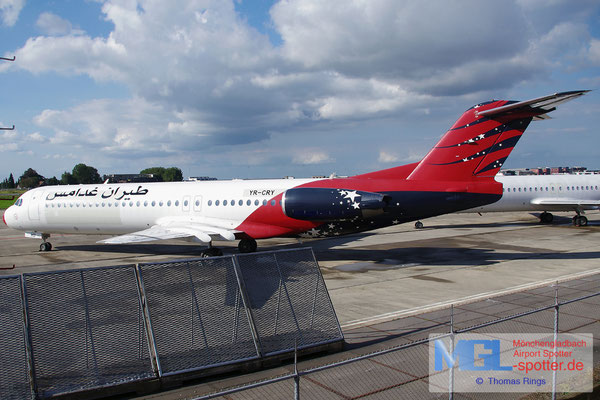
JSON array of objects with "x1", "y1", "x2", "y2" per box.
[{"x1": 477, "y1": 91, "x2": 590, "y2": 120}]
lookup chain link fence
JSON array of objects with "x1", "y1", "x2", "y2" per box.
[
  {"x1": 196, "y1": 273, "x2": 600, "y2": 399},
  {"x1": 0, "y1": 248, "x2": 342, "y2": 399}
]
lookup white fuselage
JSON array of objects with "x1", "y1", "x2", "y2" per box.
[
  {"x1": 466, "y1": 173, "x2": 600, "y2": 213},
  {"x1": 4, "y1": 178, "x2": 319, "y2": 235}
]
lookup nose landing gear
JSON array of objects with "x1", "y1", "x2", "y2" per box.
[{"x1": 39, "y1": 234, "x2": 52, "y2": 252}]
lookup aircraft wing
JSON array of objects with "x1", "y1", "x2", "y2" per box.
[{"x1": 98, "y1": 222, "x2": 239, "y2": 244}]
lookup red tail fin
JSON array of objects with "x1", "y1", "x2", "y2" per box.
[{"x1": 406, "y1": 91, "x2": 588, "y2": 181}]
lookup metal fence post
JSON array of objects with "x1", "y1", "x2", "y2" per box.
[
  {"x1": 273, "y1": 253, "x2": 303, "y2": 341},
  {"x1": 294, "y1": 341, "x2": 300, "y2": 400},
  {"x1": 79, "y1": 271, "x2": 99, "y2": 374},
  {"x1": 20, "y1": 276, "x2": 37, "y2": 399},
  {"x1": 449, "y1": 304, "x2": 454, "y2": 400},
  {"x1": 134, "y1": 264, "x2": 162, "y2": 377},
  {"x1": 232, "y1": 255, "x2": 263, "y2": 357},
  {"x1": 552, "y1": 283, "x2": 559, "y2": 400}
]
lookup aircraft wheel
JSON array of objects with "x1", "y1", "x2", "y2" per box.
[
  {"x1": 201, "y1": 247, "x2": 223, "y2": 258},
  {"x1": 579, "y1": 216, "x2": 588, "y2": 226},
  {"x1": 573, "y1": 216, "x2": 581, "y2": 227},
  {"x1": 39, "y1": 242, "x2": 52, "y2": 252},
  {"x1": 540, "y1": 212, "x2": 553, "y2": 224},
  {"x1": 415, "y1": 221, "x2": 424, "y2": 229},
  {"x1": 238, "y1": 238, "x2": 258, "y2": 253}
]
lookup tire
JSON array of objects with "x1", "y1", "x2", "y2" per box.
[
  {"x1": 201, "y1": 247, "x2": 223, "y2": 257},
  {"x1": 415, "y1": 221, "x2": 424, "y2": 229},
  {"x1": 238, "y1": 238, "x2": 258, "y2": 253},
  {"x1": 540, "y1": 212, "x2": 553, "y2": 224}
]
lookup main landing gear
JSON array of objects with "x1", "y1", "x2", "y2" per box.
[
  {"x1": 201, "y1": 244, "x2": 223, "y2": 258},
  {"x1": 238, "y1": 238, "x2": 258, "y2": 253},
  {"x1": 539, "y1": 211, "x2": 588, "y2": 227},
  {"x1": 414, "y1": 221, "x2": 424, "y2": 229},
  {"x1": 539, "y1": 212, "x2": 553, "y2": 224},
  {"x1": 573, "y1": 214, "x2": 588, "y2": 227},
  {"x1": 200, "y1": 238, "x2": 258, "y2": 257}
]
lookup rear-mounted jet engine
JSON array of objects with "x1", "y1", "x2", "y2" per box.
[{"x1": 282, "y1": 188, "x2": 390, "y2": 221}]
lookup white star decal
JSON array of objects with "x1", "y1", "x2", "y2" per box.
[
  {"x1": 392, "y1": 219, "x2": 400, "y2": 224},
  {"x1": 328, "y1": 223, "x2": 336, "y2": 229},
  {"x1": 351, "y1": 202, "x2": 361, "y2": 209},
  {"x1": 343, "y1": 190, "x2": 360, "y2": 202}
]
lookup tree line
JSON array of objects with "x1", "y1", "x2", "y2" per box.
[{"x1": 0, "y1": 164, "x2": 183, "y2": 189}]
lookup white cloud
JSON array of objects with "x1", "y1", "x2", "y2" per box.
[
  {"x1": 1, "y1": 0, "x2": 598, "y2": 174},
  {"x1": 0, "y1": 142, "x2": 18, "y2": 152},
  {"x1": 378, "y1": 151, "x2": 398, "y2": 163},
  {"x1": 588, "y1": 38, "x2": 600, "y2": 65},
  {"x1": 27, "y1": 132, "x2": 47, "y2": 142},
  {"x1": 36, "y1": 12, "x2": 78, "y2": 36},
  {"x1": 0, "y1": 0, "x2": 25, "y2": 27},
  {"x1": 293, "y1": 151, "x2": 333, "y2": 165}
]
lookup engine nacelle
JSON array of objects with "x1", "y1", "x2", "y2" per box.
[{"x1": 282, "y1": 188, "x2": 390, "y2": 221}]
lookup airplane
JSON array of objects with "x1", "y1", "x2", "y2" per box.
[
  {"x1": 2, "y1": 90, "x2": 589, "y2": 257},
  {"x1": 464, "y1": 172, "x2": 600, "y2": 226}
]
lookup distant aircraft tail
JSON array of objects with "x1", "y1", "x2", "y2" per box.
[{"x1": 404, "y1": 91, "x2": 589, "y2": 182}]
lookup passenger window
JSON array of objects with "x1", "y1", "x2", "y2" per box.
[
  {"x1": 175, "y1": 200, "x2": 180, "y2": 206},
  {"x1": 271, "y1": 200, "x2": 276, "y2": 206},
  {"x1": 215, "y1": 200, "x2": 220, "y2": 206},
  {"x1": 246, "y1": 200, "x2": 251, "y2": 206},
  {"x1": 255, "y1": 199, "x2": 259, "y2": 206},
  {"x1": 208, "y1": 200, "x2": 212, "y2": 206},
  {"x1": 263, "y1": 199, "x2": 267, "y2": 206},
  {"x1": 239, "y1": 200, "x2": 243, "y2": 206},
  {"x1": 223, "y1": 200, "x2": 228, "y2": 206}
]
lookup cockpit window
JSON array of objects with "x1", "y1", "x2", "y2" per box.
[{"x1": 15, "y1": 198, "x2": 24, "y2": 206}]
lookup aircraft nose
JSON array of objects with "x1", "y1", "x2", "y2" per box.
[{"x1": 3, "y1": 206, "x2": 14, "y2": 227}]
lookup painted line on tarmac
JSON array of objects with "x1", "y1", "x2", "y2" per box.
[{"x1": 341, "y1": 267, "x2": 600, "y2": 329}]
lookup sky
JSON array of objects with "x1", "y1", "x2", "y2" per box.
[{"x1": 0, "y1": 0, "x2": 599, "y2": 181}]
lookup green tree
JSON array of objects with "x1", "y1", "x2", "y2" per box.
[
  {"x1": 7, "y1": 173, "x2": 15, "y2": 189},
  {"x1": 72, "y1": 163, "x2": 102, "y2": 184},
  {"x1": 19, "y1": 168, "x2": 44, "y2": 188},
  {"x1": 163, "y1": 167, "x2": 183, "y2": 182},
  {"x1": 140, "y1": 167, "x2": 165, "y2": 181},
  {"x1": 61, "y1": 172, "x2": 77, "y2": 185},
  {"x1": 46, "y1": 176, "x2": 60, "y2": 186},
  {"x1": 140, "y1": 167, "x2": 183, "y2": 182}
]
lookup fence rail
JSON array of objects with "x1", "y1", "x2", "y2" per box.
[{"x1": 194, "y1": 273, "x2": 600, "y2": 399}]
